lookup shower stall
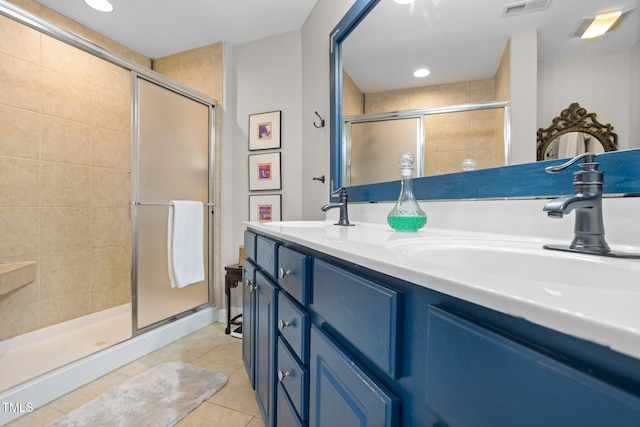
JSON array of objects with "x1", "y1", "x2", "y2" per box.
[{"x1": 0, "y1": 1, "x2": 216, "y2": 419}]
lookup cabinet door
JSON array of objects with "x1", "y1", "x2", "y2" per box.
[
  {"x1": 309, "y1": 325, "x2": 399, "y2": 427},
  {"x1": 255, "y1": 271, "x2": 278, "y2": 427},
  {"x1": 242, "y1": 261, "x2": 256, "y2": 389},
  {"x1": 426, "y1": 306, "x2": 640, "y2": 427}
]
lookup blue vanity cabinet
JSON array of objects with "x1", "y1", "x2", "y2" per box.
[
  {"x1": 244, "y1": 231, "x2": 312, "y2": 426},
  {"x1": 254, "y1": 270, "x2": 278, "y2": 427},
  {"x1": 241, "y1": 259, "x2": 256, "y2": 389},
  {"x1": 245, "y1": 228, "x2": 640, "y2": 426}
]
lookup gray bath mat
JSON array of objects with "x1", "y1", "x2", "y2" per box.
[{"x1": 48, "y1": 361, "x2": 227, "y2": 427}]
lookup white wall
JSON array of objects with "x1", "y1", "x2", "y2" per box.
[
  {"x1": 221, "y1": 0, "x2": 356, "y2": 314},
  {"x1": 300, "y1": 0, "x2": 357, "y2": 220},
  {"x1": 222, "y1": 30, "x2": 303, "y2": 314},
  {"x1": 509, "y1": 31, "x2": 538, "y2": 165},
  {"x1": 538, "y1": 49, "x2": 634, "y2": 150}
]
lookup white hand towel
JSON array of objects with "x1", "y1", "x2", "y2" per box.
[
  {"x1": 167, "y1": 201, "x2": 205, "y2": 288},
  {"x1": 558, "y1": 132, "x2": 586, "y2": 158}
]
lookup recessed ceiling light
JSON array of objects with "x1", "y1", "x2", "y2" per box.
[
  {"x1": 84, "y1": 0, "x2": 114, "y2": 13},
  {"x1": 413, "y1": 68, "x2": 431, "y2": 78}
]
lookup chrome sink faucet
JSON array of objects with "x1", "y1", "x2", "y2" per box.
[
  {"x1": 321, "y1": 187, "x2": 354, "y2": 226},
  {"x1": 543, "y1": 153, "x2": 611, "y2": 255}
]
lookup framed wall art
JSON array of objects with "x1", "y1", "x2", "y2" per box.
[
  {"x1": 248, "y1": 152, "x2": 281, "y2": 190},
  {"x1": 249, "y1": 194, "x2": 282, "y2": 222},
  {"x1": 249, "y1": 110, "x2": 281, "y2": 150}
]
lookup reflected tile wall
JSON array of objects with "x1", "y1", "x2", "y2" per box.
[
  {"x1": 0, "y1": 13, "x2": 133, "y2": 340},
  {"x1": 364, "y1": 78, "x2": 499, "y2": 176}
]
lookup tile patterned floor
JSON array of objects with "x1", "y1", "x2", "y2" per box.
[{"x1": 7, "y1": 322, "x2": 262, "y2": 427}]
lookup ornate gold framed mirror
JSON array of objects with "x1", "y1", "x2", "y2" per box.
[{"x1": 537, "y1": 103, "x2": 618, "y2": 161}]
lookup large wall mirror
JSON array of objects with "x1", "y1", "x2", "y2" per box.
[{"x1": 330, "y1": 0, "x2": 640, "y2": 201}]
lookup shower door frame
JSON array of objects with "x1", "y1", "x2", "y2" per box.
[{"x1": 131, "y1": 73, "x2": 216, "y2": 336}]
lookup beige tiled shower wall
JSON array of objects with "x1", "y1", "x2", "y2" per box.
[
  {"x1": 364, "y1": 78, "x2": 500, "y2": 176},
  {"x1": 153, "y1": 43, "x2": 224, "y2": 103},
  {"x1": 0, "y1": 13, "x2": 132, "y2": 340}
]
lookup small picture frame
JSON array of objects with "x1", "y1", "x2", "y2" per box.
[
  {"x1": 249, "y1": 111, "x2": 281, "y2": 150},
  {"x1": 249, "y1": 194, "x2": 282, "y2": 222},
  {"x1": 248, "y1": 152, "x2": 281, "y2": 190}
]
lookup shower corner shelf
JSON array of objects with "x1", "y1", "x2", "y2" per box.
[{"x1": 0, "y1": 261, "x2": 37, "y2": 296}]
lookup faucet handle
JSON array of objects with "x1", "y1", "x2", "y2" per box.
[
  {"x1": 545, "y1": 153, "x2": 596, "y2": 174},
  {"x1": 331, "y1": 186, "x2": 348, "y2": 202},
  {"x1": 331, "y1": 187, "x2": 346, "y2": 195}
]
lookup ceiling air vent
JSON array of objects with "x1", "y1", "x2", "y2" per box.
[{"x1": 501, "y1": 0, "x2": 552, "y2": 17}]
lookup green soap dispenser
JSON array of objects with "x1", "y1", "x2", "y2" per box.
[{"x1": 387, "y1": 152, "x2": 427, "y2": 231}]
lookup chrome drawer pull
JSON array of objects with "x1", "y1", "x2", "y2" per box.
[
  {"x1": 278, "y1": 319, "x2": 291, "y2": 331},
  {"x1": 277, "y1": 370, "x2": 290, "y2": 382},
  {"x1": 278, "y1": 267, "x2": 291, "y2": 279}
]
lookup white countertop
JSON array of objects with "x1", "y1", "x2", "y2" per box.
[{"x1": 246, "y1": 219, "x2": 640, "y2": 361}]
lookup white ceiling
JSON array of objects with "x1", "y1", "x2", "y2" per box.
[
  {"x1": 343, "y1": 0, "x2": 640, "y2": 92},
  {"x1": 31, "y1": 0, "x2": 640, "y2": 93},
  {"x1": 34, "y1": 0, "x2": 319, "y2": 58}
]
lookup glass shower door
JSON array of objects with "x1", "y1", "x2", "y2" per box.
[{"x1": 134, "y1": 77, "x2": 211, "y2": 330}]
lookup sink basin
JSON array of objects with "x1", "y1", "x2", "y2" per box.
[
  {"x1": 393, "y1": 239, "x2": 640, "y2": 291},
  {"x1": 262, "y1": 221, "x2": 332, "y2": 228}
]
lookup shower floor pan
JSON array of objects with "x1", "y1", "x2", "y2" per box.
[{"x1": 0, "y1": 303, "x2": 131, "y2": 391}]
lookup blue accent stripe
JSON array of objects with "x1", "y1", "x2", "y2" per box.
[{"x1": 347, "y1": 149, "x2": 640, "y2": 202}]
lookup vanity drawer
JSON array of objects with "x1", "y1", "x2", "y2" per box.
[
  {"x1": 277, "y1": 337, "x2": 309, "y2": 422},
  {"x1": 277, "y1": 383, "x2": 305, "y2": 427},
  {"x1": 309, "y1": 325, "x2": 399, "y2": 427},
  {"x1": 278, "y1": 291, "x2": 309, "y2": 363},
  {"x1": 312, "y1": 259, "x2": 402, "y2": 379},
  {"x1": 256, "y1": 235, "x2": 278, "y2": 278},
  {"x1": 243, "y1": 231, "x2": 257, "y2": 262},
  {"x1": 425, "y1": 306, "x2": 640, "y2": 426},
  {"x1": 277, "y1": 246, "x2": 311, "y2": 305}
]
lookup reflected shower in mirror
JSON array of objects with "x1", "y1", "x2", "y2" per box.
[
  {"x1": 343, "y1": 101, "x2": 510, "y2": 186},
  {"x1": 331, "y1": 0, "x2": 640, "y2": 198},
  {"x1": 537, "y1": 103, "x2": 618, "y2": 160}
]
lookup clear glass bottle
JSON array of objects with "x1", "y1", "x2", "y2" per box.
[{"x1": 387, "y1": 153, "x2": 427, "y2": 231}]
